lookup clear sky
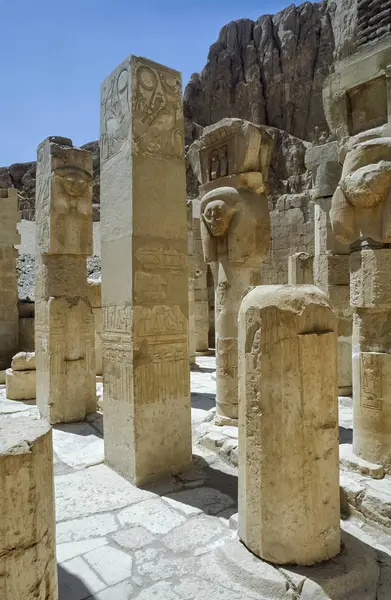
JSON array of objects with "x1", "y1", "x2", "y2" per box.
[{"x1": 1, "y1": 0, "x2": 297, "y2": 165}]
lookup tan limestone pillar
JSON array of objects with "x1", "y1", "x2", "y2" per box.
[
  {"x1": 0, "y1": 188, "x2": 20, "y2": 371},
  {"x1": 330, "y1": 133, "x2": 391, "y2": 467},
  {"x1": 187, "y1": 200, "x2": 196, "y2": 365},
  {"x1": 238, "y1": 285, "x2": 340, "y2": 566},
  {"x1": 35, "y1": 137, "x2": 96, "y2": 424},
  {"x1": 87, "y1": 278, "x2": 102, "y2": 376},
  {"x1": 306, "y1": 142, "x2": 352, "y2": 396},
  {"x1": 350, "y1": 248, "x2": 391, "y2": 466},
  {"x1": 100, "y1": 55, "x2": 191, "y2": 485},
  {"x1": 0, "y1": 417, "x2": 58, "y2": 600},
  {"x1": 192, "y1": 202, "x2": 209, "y2": 352},
  {"x1": 189, "y1": 119, "x2": 273, "y2": 425}
]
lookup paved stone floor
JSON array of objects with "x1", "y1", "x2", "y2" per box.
[{"x1": 2, "y1": 356, "x2": 391, "y2": 599}]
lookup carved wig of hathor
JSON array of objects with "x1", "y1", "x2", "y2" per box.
[{"x1": 189, "y1": 119, "x2": 273, "y2": 425}]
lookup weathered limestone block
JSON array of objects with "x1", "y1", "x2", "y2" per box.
[
  {"x1": 35, "y1": 137, "x2": 96, "y2": 424},
  {"x1": 189, "y1": 118, "x2": 273, "y2": 425},
  {"x1": 6, "y1": 368, "x2": 36, "y2": 401},
  {"x1": 330, "y1": 131, "x2": 391, "y2": 468},
  {"x1": 192, "y1": 201, "x2": 209, "y2": 352},
  {"x1": 306, "y1": 142, "x2": 352, "y2": 396},
  {"x1": 11, "y1": 351, "x2": 35, "y2": 371},
  {"x1": 288, "y1": 252, "x2": 313, "y2": 284},
  {"x1": 350, "y1": 248, "x2": 391, "y2": 467},
  {"x1": 187, "y1": 200, "x2": 196, "y2": 365},
  {"x1": 323, "y1": 41, "x2": 391, "y2": 139},
  {"x1": 0, "y1": 188, "x2": 20, "y2": 370},
  {"x1": 100, "y1": 55, "x2": 191, "y2": 485},
  {"x1": 87, "y1": 278, "x2": 102, "y2": 376},
  {"x1": 238, "y1": 285, "x2": 340, "y2": 566},
  {"x1": 6, "y1": 353, "x2": 36, "y2": 400},
  {"x1": 0, "y1": 417, "x2": 58, "y2": 599}
]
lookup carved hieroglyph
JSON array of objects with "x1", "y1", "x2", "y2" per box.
[
  {"x1": 35, "y1": 137, "x2": 96, "y2": 424},
  {"x1": 238, "y1": 285, "x2": 340, "y2": 566},
  {"x1": 0, "y1": 188, "x2": 20, "y2": 371},
  {"x1": 330, "y1": 128, "x2": 391, "y2": 467},
  {"x1": 189, "y1": 118, "x2": 273, "y2": 425},
  {"x1": 0, "y1": 417, "x2": 58, "y2": 599},
  {"x1": 100, "y1": 55, "x2": 191, "y2": 485}
]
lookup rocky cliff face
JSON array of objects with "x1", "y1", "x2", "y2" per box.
[
  {"x1": 184, "y1": 3, "x2": 335, "y2": 143},
  {"x1": 183, "y1": 0, "x2": 369, "y2": 144}
]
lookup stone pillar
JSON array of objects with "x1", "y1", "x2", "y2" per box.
[
  {"x1": 189, "y1": 118, "x2": 273, "y2": 425},
  {"x1": 288, "y1": 252, "x2": 313, "y2": 284},
  {"x1": 192, "y1": 200, "x2": 209, "y2": 352},
  {"x1": 0, "y1": 417, "x2": 58, "y2": 599},
  {"x1": 187, "y1": 200, "x2": 196, "y2": 366},
  {"x1": 330, "y1": 133, "x2": 391, "y2": 468},
  {"x1": 87, "y1": 278, "x2": 102, "y2": 376},
  {"x1": 100, "y1": 55, "x2": 191, "y2": 485},
  {"x1": 306, "y1": 142, "x2": 352, "y2": 396},
  {"x1": 0, "y1": 188, "x2": 20, "y2": 371},
  {"x1": 35, "y1": 136, "x2": 96, "y2": 424},
  {"x1": 238, "y1": 285, "x2": 340, "y2": 566}
]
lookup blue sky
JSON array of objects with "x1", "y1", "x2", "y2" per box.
[{"x1": 1, "y1": 0, "x2": 296, "y2": 165}]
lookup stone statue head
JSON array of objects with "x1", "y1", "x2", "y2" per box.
[
  {"x1": 330, "y1": 136, "x2": 391, "y2": 245},
  {"x1": 53, "y1": 166, "x2": 92, "y2": 200},
  {"x1": 202, "y1": 198, "x2": 235, "y2": 237}
]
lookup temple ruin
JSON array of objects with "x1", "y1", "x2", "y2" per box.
[{"x1": 2, "y1": 2, "x2": 391, "y2": 598}]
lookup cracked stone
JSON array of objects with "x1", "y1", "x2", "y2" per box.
[
  {"x1": 57, "y1": 513, "x2": 119, "y2": 543},
  {"x1": 83, "y1": 546, "x2": 133, "y2": 587},
  {"x1": 111, "y1": 526, "x2": 156, "y2": 551},
  {"x1": 166, "y1": 487, "x2": 235, "y2": 515},
  {"x1": 55, "y1": 464, "x2": 155, "y2": 521},
  {"x1": 117, "y1": 498, "x2": 186, "y2": 534},
  {"x1": 163, "y1": 514, "x2": 231, "y2": 553},
  {"x1": 57, "y1": 537, "x2": 108, "y2": 563}
]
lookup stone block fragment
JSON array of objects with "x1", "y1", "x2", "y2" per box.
[{"x1": 0, "y1": 417, "x2": 57, "y2": 599}]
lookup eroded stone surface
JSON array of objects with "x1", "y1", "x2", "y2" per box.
[
  {"x1": 238, "y1": 285, "x2": 340, "y2": 565},
  {"x1": 100, "y1": 55, "x2": 191, "y2": 485},
  {"x1": 35, "y1": 137, "x2": 96, "y2": 425},
  {"x1": 0, "y1": 416, "x2": 57, "y2": 600},
  {"x1": 189, "y1": 119, "x2": 272, "y2": 425}
]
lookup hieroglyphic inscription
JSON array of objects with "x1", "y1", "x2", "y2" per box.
[
  {"x1": 135, "y1": 247, "x2": 186, "y2": 270},
  {"x1": 133, "y1": 58, "x2": 184, "y2": 160},
  {"x1": 103, "y1": 305, "x2": 132, "y2": 334},
  {"x1": 361, "y1": 352, "x2": 383, "y2": 411},
  {"x1": 100, "y1": 66, "x2": 131, "y2": 162},
  {"x1": 133, "y1": 305, "x2": 187, "y2": 340},
  {"x1": 134, "y1": 341, "x2": 188, "y2": 406}
]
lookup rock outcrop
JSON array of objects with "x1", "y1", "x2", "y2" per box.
[{"x1": 184, "y1": 2, "x2": 336, "y2": 143}]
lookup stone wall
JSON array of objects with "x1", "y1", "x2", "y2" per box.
[{"x1": 357, "y1": 0, "x2": 391, "y2": 48}]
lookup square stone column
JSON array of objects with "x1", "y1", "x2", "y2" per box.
[
  {"x1": 192, "y1": 200, "x2": 209, "y2": 352},
  {"x1": 35, "y1": 137, "x2": 96, "y2": 424},
  {"x1": 0, "y1": 188, "x2": 20, "y2": 371},
  {"x1": 306, "y1": 142, "x2": 352, "y2": 395},
  {"x1": 100, "y1": 55, "x2": 191, "y2": 485},
  {"x1": 351, "y1": 248, "x2": 391, "y2": 467}
]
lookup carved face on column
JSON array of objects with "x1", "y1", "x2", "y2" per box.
[
  {"x1": 330, "y1": 138, "x2": 391, "y2": 245},
  {"x1": 50, "y1": 166, "x2": 93, "y2": 254},
  {"x1": 202, "y1": 199, "x2": 235, "y2": 237}
]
